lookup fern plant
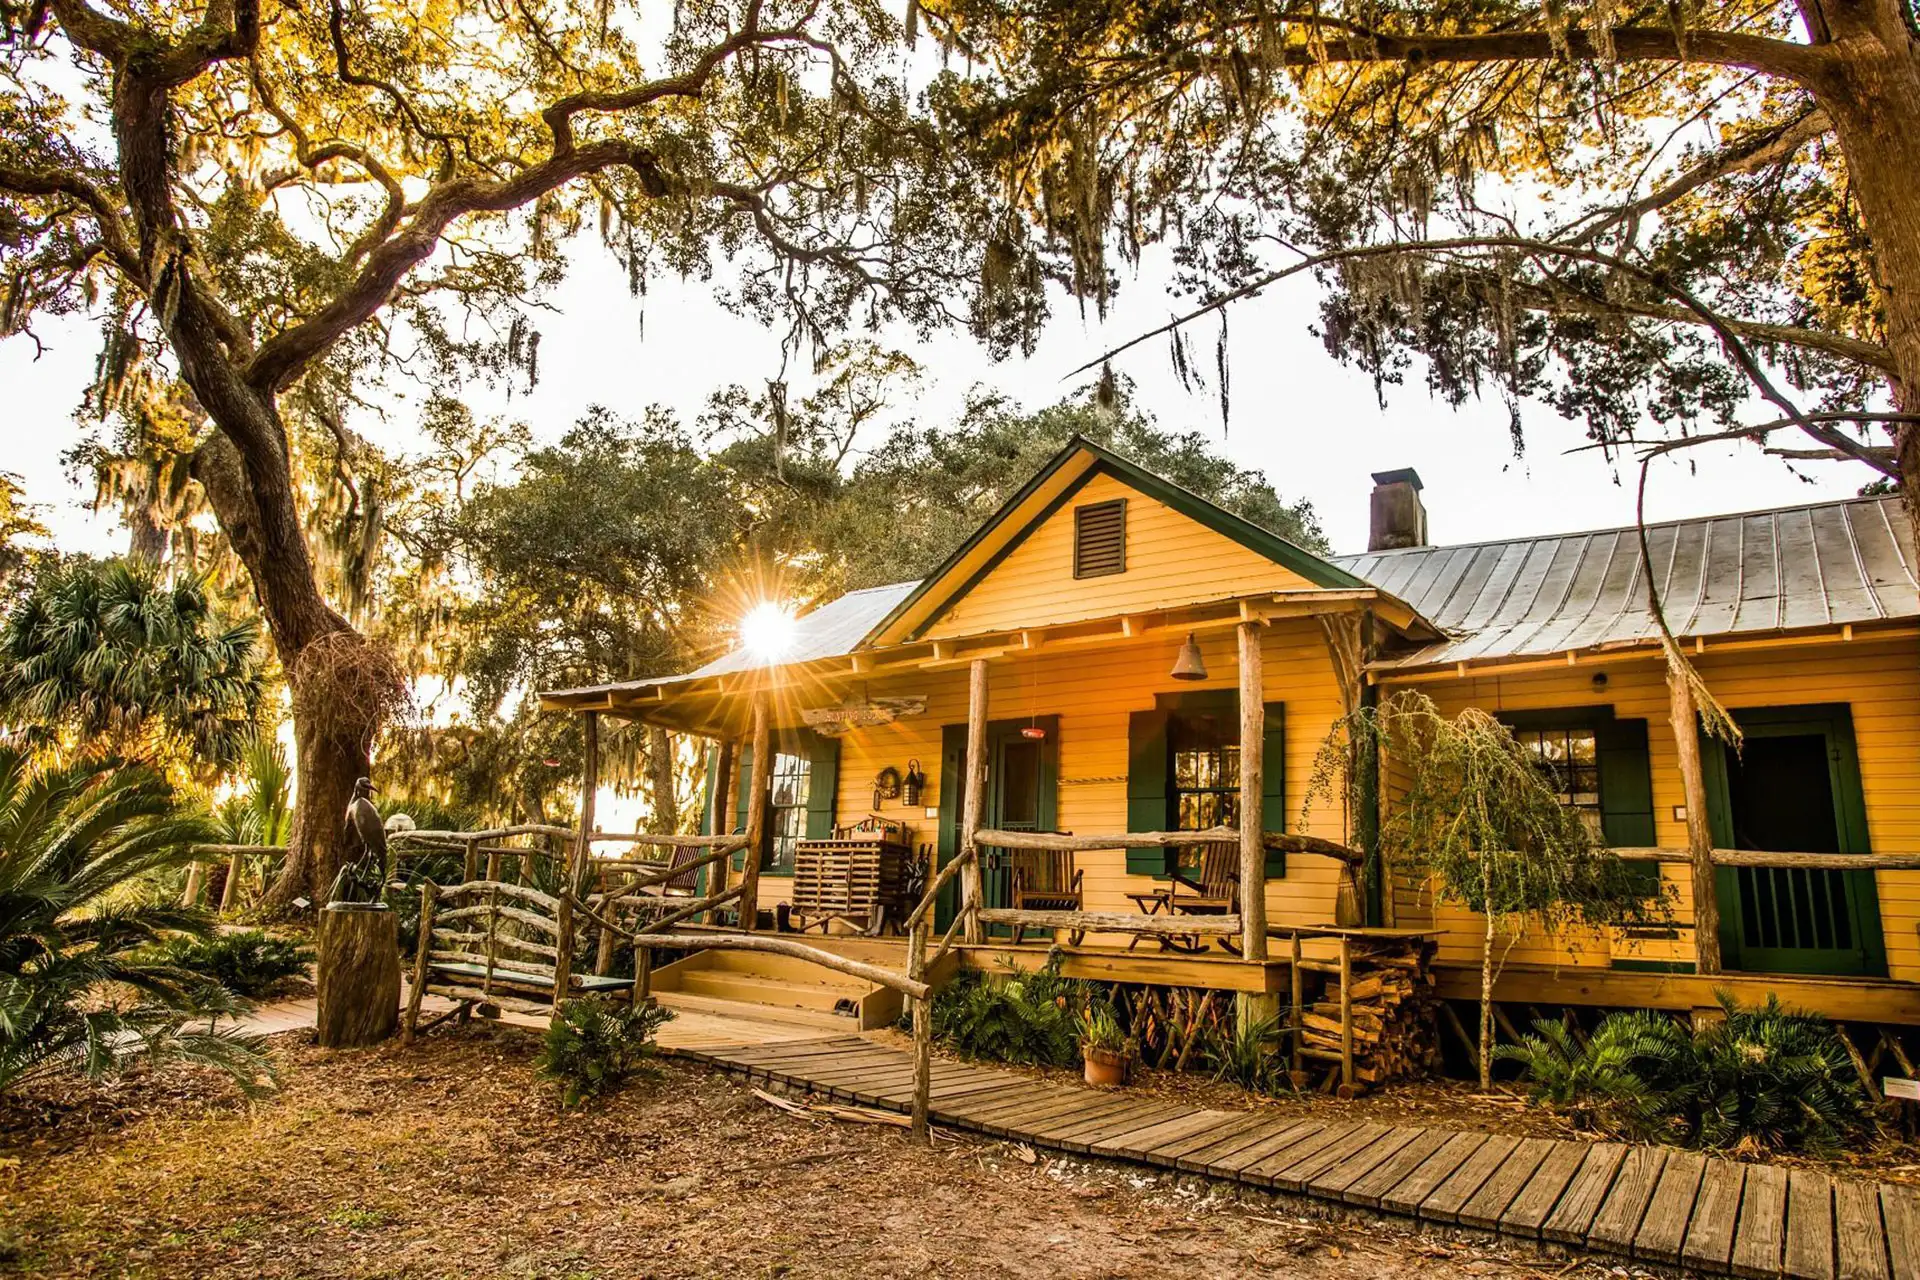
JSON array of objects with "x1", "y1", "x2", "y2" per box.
[
  {"x1": 930, "y1": 958, "x2": 1086, "y2": 1067},
  {"x1": 156, "y1": 930, "x2": 311, "y2": 998},
  {"x1": 536, "y1": 997, "x2": 675, "y2": 1109}
]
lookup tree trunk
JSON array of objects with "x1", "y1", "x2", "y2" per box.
[
  {"x1": 649, "y1": 726, "x2": 677, "y2": 834},
  {"x1": 191, "y1": 434, "x2": 377, "y2": 914},
  {"x1": 1811, "y1": 23, "x2": 1920, "y2": 521},
  {"x1": 316, "y1": 904, "x2": 400, "y2": 1048},
  {"x1": 1479, "y1": 893, "x2": 1496, "y2": 1091}
]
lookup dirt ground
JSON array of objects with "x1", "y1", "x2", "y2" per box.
[{"x1": 4, "y1": 1026, "x2": 1651, "y2": 1280}]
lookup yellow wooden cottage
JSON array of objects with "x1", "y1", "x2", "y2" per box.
[{"x1": 539, "y1": 437, "x2": 1920, "y2": 1042}]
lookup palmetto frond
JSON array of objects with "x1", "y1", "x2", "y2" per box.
[
  {"x1": 0, "y1": 745, "x2": 274, "y2": 1097},
  {"x1": 0, "y1": 557, "x2": 269, "y2": 771}
]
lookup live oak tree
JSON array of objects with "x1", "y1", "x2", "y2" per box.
[
  {"x1": 0, "y1": 0, "x2": 1008, "y2": 908},
  {"x1": 932, "y1": 0, "x2": 1920, "y2": 513}
]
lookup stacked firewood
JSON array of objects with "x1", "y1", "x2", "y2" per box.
[{"x1": 1296, "y1": 944, "x2": 1441, "y2": 1090}]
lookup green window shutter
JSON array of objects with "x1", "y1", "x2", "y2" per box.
[
  {"x1": 805, "y1": 732, "x2": 840, "y2": 839},
  {"x1": 1261, "y1": 701, "x2": 1287, "y2": 878},
  {"x1": 1126, "y1": 709, "x2": 1172, "y2": 876},
  {"x1": 731, "y1": 744, "x2": 754, "y2": 870},
  {"x1": 1596, "y1": 717, "x2": 1658, "y2": 892}
]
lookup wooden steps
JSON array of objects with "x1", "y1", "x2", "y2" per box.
[
  {"x1": 669, "y1": 1034, "x2": 1920, "y2": 1280},
  {"x1": 649, "y1": 947, "x2": 905, "y2": 1029}
]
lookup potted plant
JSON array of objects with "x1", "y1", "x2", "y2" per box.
[{"x1": 1079, "y1": 1004, "x2": 1135, "y2": 1087}]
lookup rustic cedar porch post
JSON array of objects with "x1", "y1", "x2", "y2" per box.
[
  {"x1": 706, "y1": 736, "x2": 736, "y2": 924},
  {"x1": 1237, "y1": 622, "x2": 1277, "y2": 1032},
  {"x1": 739, "y1": 689, "x2": 772, "y2": 932},
  {"x1": 960, "y1": 658, "x2": 989, "y2": 944},
  {"x1": 574, "y1": 711, "x2": 599, "y2": 888},
  {"x1": 1667, "y1": 654, "x2": 1724, "y2": 974},
  {"x1": 1236, "y1": 621, "x2": 1269, "y2": 961}
]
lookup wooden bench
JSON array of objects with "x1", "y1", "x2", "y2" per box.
[{"x1": 403, "y1": 879, "x2": 643, "y2": 1038}]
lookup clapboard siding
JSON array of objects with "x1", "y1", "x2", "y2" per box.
[
  {"x1": 732, "y1": 617, "x2": 1920, "y2": 982},
  {"x1": 923, "y1": 471, "x2": 1318, "y2": 640},
  {"x1": 1390, "y1": 635, "x2": 1920, "y2": 980},
  {"x1": 732, "y1": 619, "x2": 1354, "y2": 940}
]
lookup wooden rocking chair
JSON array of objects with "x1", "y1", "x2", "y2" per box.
[
  {"x1": 1008, "y1": 848, "x2": 1085, "y2": 946},
  {"x1": 1124, "y1": 840, "x2": 1241, "y2": 954}
]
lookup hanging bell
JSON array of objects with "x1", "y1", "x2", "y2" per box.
[{"x1": 1169, "y1": 633, "x2": 1209, "y2": 682}]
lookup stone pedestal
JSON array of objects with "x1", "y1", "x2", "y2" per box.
[{"x1": 316, "y1": 903, "x2": 400, "y2": 1048}]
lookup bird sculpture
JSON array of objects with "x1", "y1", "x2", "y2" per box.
[{"x1": 326, "y1": 777, "x2": 390, "y2": 905}]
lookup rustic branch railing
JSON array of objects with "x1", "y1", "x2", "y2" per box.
[
  {"x1": 971, "y1": 827, "x2": 1367, "y2": 866},
  {"x1": 973, "y1": 908, "x2": 1243, "y2": 938},
  {"x1": 1611, "y1": 847, "x2": 1920, "y2": 871}
]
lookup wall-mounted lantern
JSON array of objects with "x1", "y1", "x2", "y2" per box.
[{"x1": 902, "y1": 759, "x2": 925, "y2": 807}]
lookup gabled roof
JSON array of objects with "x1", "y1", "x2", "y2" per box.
[
  {"x1": 1335, "y1": 494, "x2": 1919, "y2": 671},
  {"x1": 859, "y1": 435, "x2": 1370, "y2": 646}
]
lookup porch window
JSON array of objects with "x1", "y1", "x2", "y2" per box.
[
  {"x1": 766, "y1": 750, "x2": 811, "y2": 873},
  {"x1": 1170, "y1": 709, "x2": 1240, "y2": 871},
  {"x1": 1511, "y1": 724, "x2": 1604, "y2": 839}
]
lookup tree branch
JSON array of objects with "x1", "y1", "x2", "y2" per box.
[
  {"x1": 1278, "y1": 18, "x2": 1834, "y2": 86},
  {"x1": 243, "y1": 139, "x2": 668, "y2": 392},
  {"x1": 0, "y1": 161, "x2": 143, "y2": 283},
  {"x1": 1070, "y1": 234, "x2": 1899, "y2": 475},
  {"x1": 1563, "y1": 107, "x2": 1833, "y2": 247}
]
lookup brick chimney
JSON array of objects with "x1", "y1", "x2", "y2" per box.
[{"x1": 1368, "y1": 468, "x2": 1428, "y2": 552}]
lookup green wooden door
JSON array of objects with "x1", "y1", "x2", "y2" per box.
[
  {"x1": 1703, "y1": 705, "x2": 1885, "y2": 977},
  {"x1": 935, "y1": 719, "x2": 1058, "y2": 935}
]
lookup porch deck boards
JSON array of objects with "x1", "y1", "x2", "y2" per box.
[{"x1": 668, "y1": 1033, "x2": 1919, "y2": 1279}]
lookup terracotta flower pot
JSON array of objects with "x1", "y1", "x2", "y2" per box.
[{"x1": 1083, "y1": 1045, "x2": 1131, "y2": 1087}]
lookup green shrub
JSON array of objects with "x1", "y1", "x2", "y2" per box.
[
  {"x1": 929, "y1": 957, "x2": 1090, "y2": 1067},
  {"x1": 536, "y1": 998, "x2": 676, "y2": 1109},
  {"x1": 158, "y1": 930, "x2": 312, "y2": 997},
  {"x1": 1496, "y1": 993, "x2": 1873, "y2": 1154}
]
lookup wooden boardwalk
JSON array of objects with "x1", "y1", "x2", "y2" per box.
[{"x1": 672, "y1": 1034, "x2": 1920, "y2": 1280}]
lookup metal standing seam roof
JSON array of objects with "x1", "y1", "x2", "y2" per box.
[
  {"x1": 542, "y1": 494, "x2": 1917, "y2": 703},
  {"x1": 1332, "y1": 494, "x2": 1919, "y2": 671}
]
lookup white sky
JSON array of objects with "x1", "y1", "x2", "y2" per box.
[{"x1": 1, "y1": 241, "x2": 1870, "y2": 565}]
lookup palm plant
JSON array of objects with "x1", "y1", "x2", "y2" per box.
[
  {"x1": 0, "y1": 745, "x2": 275, "y2": 1095},
  {"x1": 1495, "y1": 1011, "x2": 1694, "y2": 1140},
  {"x1": 1691, "y1": 993, "x2": 1870, "y2": 1156},
  {"x1": 208, "y1": 733, "x2": 293, "y2": 910},
  {"x1": 0, "y1": 556, "x2": 269, "y2": 772}
]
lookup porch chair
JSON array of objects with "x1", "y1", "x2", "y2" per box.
[
  {"x1": 1124, "y1": 840, "x2": 1242, "y2": 955},
  {"x1": 1008, "y1": 847, "x2": 1085, "y2": 946}
]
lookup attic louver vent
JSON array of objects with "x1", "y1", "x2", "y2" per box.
[{"x1": 1073, "y1": 499, "x2": 1127, "y2": 578}]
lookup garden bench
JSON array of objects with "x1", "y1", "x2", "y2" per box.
[{"x1": 402, "y1": 879, "x2": 642, "y2": 1039}]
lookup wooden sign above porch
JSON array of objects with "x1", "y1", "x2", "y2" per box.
[{"x1": 801, "y1": 696, "x2": 928, "y2": 736}]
